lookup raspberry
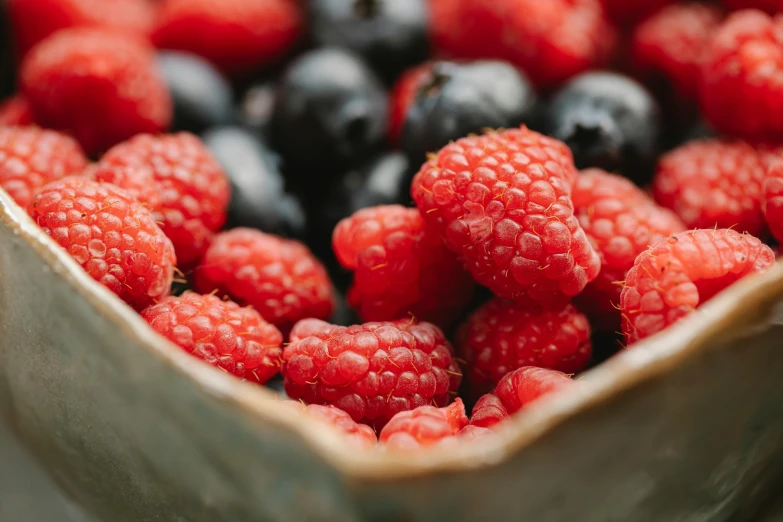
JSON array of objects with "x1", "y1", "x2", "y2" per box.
[
  {"x1": 457, "y1": 298, "x2": 591, "y2": 396},
  {"x1": 388, "y1": 62, "x2": 432, "y2": 146},
  {"x1": 7, "y1": 0, "x2": 155, "y2": 57},
  {"x1": 282, "y1": 318, "x2": 462, "y2": 428},
  {"x1": 724, "y1": 0, "x2": 783, "y2": 13},
  {"x1": 699, "y1": 10, "x2": 783, "y2": 141},
  {"x1": 94, "y1": 133, "x2": 230, "y2": 267},
  {"x1": 652, "y1": 140, "x2": 767, "y2": 236},
  {"x1": 764, "y1": 159, "x2": 783, "y2": 243},
  {"x1": 631, "y1": 4, "x2": 723, "y2": 103},
  {"x1": 142, "y1": 292, "x2": 283, "y2": 384},
  {"x1": 0, "y1": 96, "x2": 35, "y2": 127},
  {"x1": 194, "y1": 228, "x2": 335, "y2": 334},
  {"x1": 0, "y1": 127, "x2": 88, "y2": 208},
  {"x1": 411, "y1": 127, "x2": 601, "y2": 308},
  {"x1": 600, "y1": 0, "x2": 675, "y2": 25},
  {"x1": 574, "y1": 169, "x2": 686, "y2": 331},
  {"x1": 471, "y1": 367, "x2": 577, "y2": 428},
  {"x1": 429, "y1": 0, "x2": 617, "y2": 87},
  {"x1": 285, "y1": 402, "x2": 377, "y2": 448},
  {"x1": 379, "y1": 398, "x2": 468, "y2": 449},
  {"x1": 30, "y1": 176, "x2": 176, "y2": 309},
  {"x1": 152, "y1": 0, "x2": 302, "y2": 76},
  {"x1": 333, "y1": 205, "x2": 474, "y2": 328},
  {"x1": 20, "y1": 27, "x2": 171, "y2": 155},
  {"x1": 620, "y1": 229, "x2": 776, "y2": 344}
]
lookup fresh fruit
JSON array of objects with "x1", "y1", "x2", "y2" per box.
[
  {"x1": 652, "y1": 140, "x2": 767, "y2": 236},
  {"x1": 333, "y1": 204, "x2": 474, "y2": 327},
  {"x1": 194, "y1": 228, "x2": 335, "y2": 334},
  {"x1": 7, "y1": 0, "x2": 155, "y2": 57},
  {"x1": 20, "y1": 27, "x2": 171, "y2": 155},
  {"x1": 0, "y1": 96, "x2": 34, "y2": 127},
  {"x1": 282, "y1": 318, "x2": 462, "y2": 428},
  {"x1": 457, "y1": 298, "x2": 591, "y2": 396},
  {"x1": 542, "y1": 72, "x2": 661, "y2": 184},
  {"x1": 202, "y1": 126, "x2": 307, "y2": 240},
  {"x1": 699, "y1": 9, "x2": 783, "y2": 141},
  {"x1": 379, "y1": 398, "x2": 468, "y2": 449},
  {"x1": 308, "y1": 0, "x2": 428, "y2": 82},
  {"x1": 0, "y1": 126, "x2": 88, "y2": 208},
  {"x1": 471, "y1": 367, "x2": 577, "y2": 428},
  {"x1": 30, "y1": 176, "x2": 176, "y2": 309},
  {"x1": 238, "y1": 81, "x2": 277, "y2": 137},
  {"x1": 764, "y1": 159, "x2": 783, "y2": 243},
  {"x1": 152, "y1": 0, "x2": 302, "y2": 76},
  {"x1": 93, "y1": 132, "x2": 231, "y2": 267},
  {"x1": 620, "y1": 229, "x2": 776, "y2": 344},
  {"x1": 401, "y1": 60, "x2": 537, "y2": 163},
  {"x1": 723, "y1": 0, "x2": 783, "y2": 13},
  {"x1": 270, "y1": 48, "x2": 388, "y2": 197},
  {"x1": 600, "y1": 0, "x2": 675, "y2": 25},
  {"x1": 388, "y1": 62, "x2": 432, "y2": 146},
  {"x1": 287, "y1": 402, "x2": 377, "y2": 447},
  {"x1": 574, "y1": 169, "x2": 686, "y2": 331},
  {"x1": 411, "y1": 126, "x2": 601, "y2": 308},
  {"x1": 142, "y1": 292, "x2": 283, "y2": 384},
  {"x1": 157, "y1": 51, "x2": 234, "y2": 133}
]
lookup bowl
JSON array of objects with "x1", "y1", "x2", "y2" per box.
[{"x1": 1, "y1": 187, "x2": 783, "y2": 522}]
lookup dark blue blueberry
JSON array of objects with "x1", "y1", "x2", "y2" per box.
[
  {"x1": 308, "y1": 0, "x2": 428, "y2": 83},
  {"x1": 401, "y1": 60, "x2": 538, "y2": 163},
  {"x1": 202, "y1": 126, "x2": 307, "y2": 240},
  {"x1": 542, "y1": 72, "x2": 661, "y2": 184},
  {"x1": 157, "y1": 51, "x2": 234, "y2": 133}
]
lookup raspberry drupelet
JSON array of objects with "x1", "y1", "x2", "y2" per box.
[
  {"x1": 411, "y1": 126, "x2": 601, "y2": 308},
  {"x1": 471, "y1": 367, "x2": 577, "y2": 428},
  {"x1": 20, "y1": 28, "x2": 171, "y2": 155},
  {"x1": 652, "y1": 140, "x2": 767, "y2": 236},
  {"x1": 142, "y1": 292, "x2": 283, "y2": 384},
  {"x1": 284, "y1": 402, "x2": 377, "y2": 448},
  {"x1": 333, "y1": 205, "x2": 474, "y2": 328},
  {"x1": 30, "y1": 176, "x2": 176, "y2": 310},
  {"x1": 282, "y1": 318, "x2": 462, "y2": 429},
  {"x1": 764, "y1": 159, "x2": 783, "y2": 243},
  {"x1": 457, "y1": 298, "x2": 591, "y2": 397},
  {"x1": 194, "y1": 228, "x2": 335, "y2": 334},
  {"x1": 574, "y1": 169, "x2": 686, "y2": 331},
  {"x1": 620, "y1": 229, "x2": 776, "y2": 344},
  {"x1": 93, "y1": 132, "x2": 231, "y2": 267},
  {"x1": 379, "y1": 398, "x2": 475, "y2": 450},
  {"x1": 0, "y1": 96, "x2": 35, "y2": 127},
  {"x1": 0, "y1": 126, "x2": 89, "y2": 208}
]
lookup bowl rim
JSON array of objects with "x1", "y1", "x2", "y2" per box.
[{"x1": 4, "y1": 186, "x2": 783, "y2": 481}]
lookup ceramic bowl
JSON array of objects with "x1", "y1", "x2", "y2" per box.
[{"x1": 1, "y1": 187, "x2": 783, "y2": 522}]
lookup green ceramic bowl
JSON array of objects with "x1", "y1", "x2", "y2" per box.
[{"x1": 1, "y1": 187, "x2": 783, "y2": 522}]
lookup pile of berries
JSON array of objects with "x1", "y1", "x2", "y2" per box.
[{"x1": 1, "y1": 0, "x2": 781, "y2": 452}]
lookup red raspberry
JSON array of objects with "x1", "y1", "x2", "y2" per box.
[
  {"x1": 620, "y1": 229, "x2": 776, "y2": 344},
  {"x1": 388, "y1": 63, "x2": 432, "y2": 146},
  {"x1": 8, "y1": 0, "x2": 155, "y2": 57},
  {"x1": 333, "y1": 205, "x2": 474, "y2": 328},
  {"x1": 652, "y1": 140, "x2": 767, "y2": 236},
  {"x1": 600, "y1": 0, "x2": 675, "y2": 25},
  {"x1": 282, "y1": 318, "x2": 462, "y2": 429},
  {"x1": 764, "y1": 159, "x2": 783, "y2": 243},
  {"x1": 0, "y1": 126, "x2": 88, "y2": 208},
  {"x1": 142, "y1": 292, "x2": 283, "y2": 384},
  {"x1": 30, "y1": 176, "x2": 176, "y2": 309},
  {"x1": 0, "y1": 96, "x2": 35, "y2": 127},
  {"x1": 20, "y1": 28, "x2": 171, "y2": 155},
  {"x1": 194, "y1": 228, "x2": 335, "y2": 334},
  {"x1": 724, "y1": 0, "x2": 783, "y2": 13},
  {"x1": 94, "y1": 133, "x2": 230, "y2": 267},
  {"x1": 574, "y1": 169, "x2": 686, "y2": 331},
  {"x1": 379, "y1": 398, "x2": 468, "y2": 449},
  {"x1": 631, "y1": 4, "x2": 723, "y2": 103},
  {"x1": 284, "y1": 402, "x2": 377, "y2": 448},
  {"x1": 429, "y1": 0, "x2": 617, "y2": 87},
  {"x1": 471, "y1": 367, "x2": 577, "y2": 428},
  {"x1": 699, "y1": 10, "x2": 783, "y2": 141},
  {"x1": 457, "y1": 298, "x2": 591, "y2": 397},
  {"x1": 411, "y1": 127, "x2": 601, "y2": 308},
  {"x1": 152, "y1": 0, "x2": 302, "y2": 76}
]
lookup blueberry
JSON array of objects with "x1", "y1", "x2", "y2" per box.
[
  {"x1": 202, "y1": 126, "x2": 307, "y2": 240},
  {"x1": 401, "y1": 60, "x2": 538, "y2": 164},
  {"x1": 157, "y1": 51, "x2": 234, "y2": 134},
  {"x1": 308, "y1": 0, "x2": 428, "y2": 83},
  {"x1": 270, "y1": 48, "x2": 387, "y2": 199},
  {"x1": 542, "y1": 72, "x2": 661, "y2": 184}
]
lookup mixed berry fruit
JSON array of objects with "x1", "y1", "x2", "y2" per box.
[{"x1": 1, "y1": 0, "x2": 782, "y2": 452}]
